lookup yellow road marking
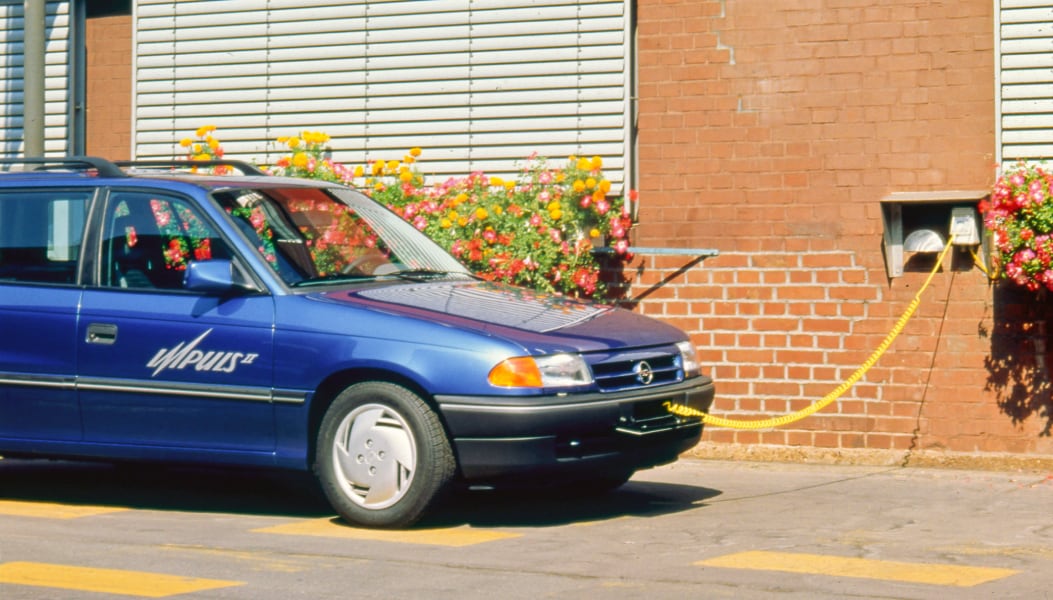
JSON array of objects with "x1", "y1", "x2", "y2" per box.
[
  {"x1": 0, "y1": 562, "x2": 243, "y2": 598},
  {"x1": 698, "y1": 551, "x2": 1018, "y2": 587},
  {"x1": 0, "y1": 500, "x2": 126, "y2": 519},
  {"x1": 255, "y1": 518, "x2": 520, "y2": 547}
]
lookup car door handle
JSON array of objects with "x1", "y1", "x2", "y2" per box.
[{"x1": 86, "y1": 323, "x2": 118, "y2": 345}]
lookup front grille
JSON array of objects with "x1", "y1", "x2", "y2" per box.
[{"x1": 588, "y1": 347, "x2": 684, "y2": 392}]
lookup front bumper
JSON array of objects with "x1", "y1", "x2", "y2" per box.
[{"x1": 435, "y1": 376, "x2": 715, "y2": 481}]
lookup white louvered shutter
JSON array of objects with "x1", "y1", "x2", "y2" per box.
[
  {"x1": 134, "y1": 0, "x2": 631, "y2": 188},
  {"x1": 0, "y1": 0, "x2": 72, "y2": 157},
  {"x1": 998, "y1": 1, "x2": 1053, "y2": 163}
]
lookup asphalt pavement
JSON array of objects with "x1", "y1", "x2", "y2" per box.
[{"x1": 1, "y1": 457, "x2": 1051, "y2": 598}]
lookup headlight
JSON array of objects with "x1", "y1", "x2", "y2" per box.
[
  {"x1": 676, "y1": 340, "x2": 701, "y2": 378},
  {"x1": 488, "y1": 353, "x2": 593, "y2": 388}
]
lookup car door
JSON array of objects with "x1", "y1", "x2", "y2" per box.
[
  {"x1": 0, "y1": 188, "x2": 92, "y2": 442},
  {"x1": 78, "y1": 189, "x2": 277, "y2": 455}
]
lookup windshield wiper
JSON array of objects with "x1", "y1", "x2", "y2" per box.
[
  {"x1": 392, "y1": 269, "x2": 470, "y2": 281},
  {"x1": 292, "y1": 274, "x2": 380, "y2": 288}
]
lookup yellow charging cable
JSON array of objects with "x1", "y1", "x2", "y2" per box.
[{"x1": 665, "y1": 237, "x2": 956, "y2": 429}]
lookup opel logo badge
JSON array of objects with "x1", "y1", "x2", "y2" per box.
[{"x1": 634, "y1": 361, "x2": 654, "y2": 385}]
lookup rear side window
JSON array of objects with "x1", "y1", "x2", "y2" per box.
[
  {"x1": 0, "y1": 190, "x2": 91, "y2": 284},
  {"x1": 100, "y1": 191, "x2": 233, "y2": 290}
]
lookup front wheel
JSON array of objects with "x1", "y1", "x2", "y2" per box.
[{"x1": 314, "y1": 382, "x2": 455, "y2": 528}]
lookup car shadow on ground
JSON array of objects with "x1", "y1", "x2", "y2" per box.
[
  {"x1": 0, "y1": 458, "x2": 722, "y2": 528},
  {"x1": 418, "y1": 480, "x2": 723, "y2": 528},
  {"x1": 0, "y1": 458, "x2": 334, "y2": 518}
]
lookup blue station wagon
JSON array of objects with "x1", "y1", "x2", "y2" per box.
[{"x1": 0, "y1": 157, "x2": 715, "y2": 528}]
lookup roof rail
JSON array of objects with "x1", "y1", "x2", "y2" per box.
[
  {"x1": 115, "y1": 159, "x2": 268, "y2": 176},
  {"x1": 0, "y1": 156, "x2": 126, "y2": 178}
]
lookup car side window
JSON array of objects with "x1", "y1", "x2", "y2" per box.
[
  {"x1": 0, "y1": 190, "x2": 91, "y2": 284},
  {"x1": 102, "y1": 192, "x2": 230, "y2": 290}
]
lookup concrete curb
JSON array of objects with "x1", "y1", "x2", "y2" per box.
[{"x1": 686, "y1": 442, "x2": 1053, "y2": 473}]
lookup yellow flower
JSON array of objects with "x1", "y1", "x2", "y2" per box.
[
  {"x1": 475, "y1": 207, "x2": 488, "y2": 220},
  {"x1": 491, "y1": 176, "x2": 504, "y2": 187},
  {"x1": 399, "y1": 170, "x2": 413, "y2": 183},
  {"x1": 410, "y1": 147, "x2": 422, "y2": 157},
  {"x1": 494, "y1": 205, "x2": 503, "y2": 216},
  {"x1": 592, "y1": 189, "x2": 605, "y2": 202},
  {"x1": 288, "y1": 137, "x2": 301, "y2": 148},
  {"x1": 292, "y1": 152, "x2": 308, "y2": 168},
  {"x1": 386, "y1": 160, "x2": 400, "y2": 172},
  {"x1": 589, "y1": 228, "x2": 601, "y2": 238},
  {"x1": 585, "y1": 177, "x2": 597, "y2": 189},
  {"x1": 192, "y1": 143, "x2": 202, "y2": 154},
  {"x1": 207, "y1": 137, "x2": 220, "y2": 150},
  {"x1": 577, "y1": 157, "x2": 591, "y2": 171},
  {"x1": 590, "y1": 155, "x2": 603, "y2": 170},
  {"x1": 503, "y1": 180, "x2": 514, "y2": 191},
  {"x1": 353, "y1": 165, "x2": 365, "y2": 178},
  {"x1": 547, "y1": 201, "x2": 561, "y2": 211},
  {"x1": 440, "y1": 218, "x2": 452, "y2": 228},
  {"x1": 374, "y1": 182, "x2": 385, "y2": 191},
  {"x1": 599, "y1": 179, "x2": 611, "y2": 193},
  {"x1": 371, "y1": 161, "x2": 384, "y2": 176},
  {"x1": 195, "y1": 124, "x2": 215, "y2": 137},
  {"x1": 179, "y1": 138, "x2": 192, "y2": 148},
  {"x1": 403, "y1": 155, "x2": 415, "y2": 164},
  {"x1": 302, "y1": 131, "x2": 329, "y2": 145},
  {"x1": 458, "y1": 217, "x2": 468, "y2": 227},
  {"x1": 454, "y1": 193, "x2": 468, "y2": 205},
  {"x1": 572, "y1": 179, "x2": 586, "y2": 193},
  {"x1": 550, "y1": 208, "x2": 562, "y2": 220},
  {"x1": 449, "y1": 210, "x2": 459, "y2": 221},
  {"x1": 193, "y1": 153, "x2": 210, "y2": 161}
]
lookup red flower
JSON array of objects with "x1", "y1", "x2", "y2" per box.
[{"x1": 193, "y1": 238, "x2": 212, "y2": 261}]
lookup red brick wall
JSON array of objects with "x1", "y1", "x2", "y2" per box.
[
  {"x1": 635, "y1": 0, "x2": 1053, "y2": 462},
  {"x1": 85, "y1": 15, "x2": 131, "y2": 160}
]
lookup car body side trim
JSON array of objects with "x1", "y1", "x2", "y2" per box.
[
  {"x1": 0, "y1": 373, "x2": 76, "y2": 389},
  {"x1": 0, "y1": 371, "x2": 307, "y2": 404}
]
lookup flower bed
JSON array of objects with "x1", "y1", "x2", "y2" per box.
[{"x1": 181, "y1": 127, "x2": 635, "y2": 299}]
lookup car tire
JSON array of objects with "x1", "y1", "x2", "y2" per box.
[{"x1": 314, "y1": 382, "x2": 455, "y2": 528}]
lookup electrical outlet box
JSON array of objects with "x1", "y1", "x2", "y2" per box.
[
  {"x1": 880, "y1": 190, "x2": 989, "y2": 278},
  {"x1": 949, "y1": 206, "x2": 980, "y2": 245}
]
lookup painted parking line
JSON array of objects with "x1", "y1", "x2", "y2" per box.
[
  {"x1": 698, "y1": 551, "x2": 1018, "y2": 587},
  {"x1": 0, "y1": 500, "x2": 126, "y2": 519},
  {"x1": 255, "y1": 518, "x2": 521, "y2": 547},
  {"x1": 0, "y1": 562, "x2": 243, "y2": 598}
]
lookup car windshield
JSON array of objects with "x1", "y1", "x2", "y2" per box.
[{"x1": 212, "y1": 186, "x2": 471, "y2": 287}]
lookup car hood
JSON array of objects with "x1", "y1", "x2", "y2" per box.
[{"x1": 314, "y1": 279, "x2": 687, "y2": 353}]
